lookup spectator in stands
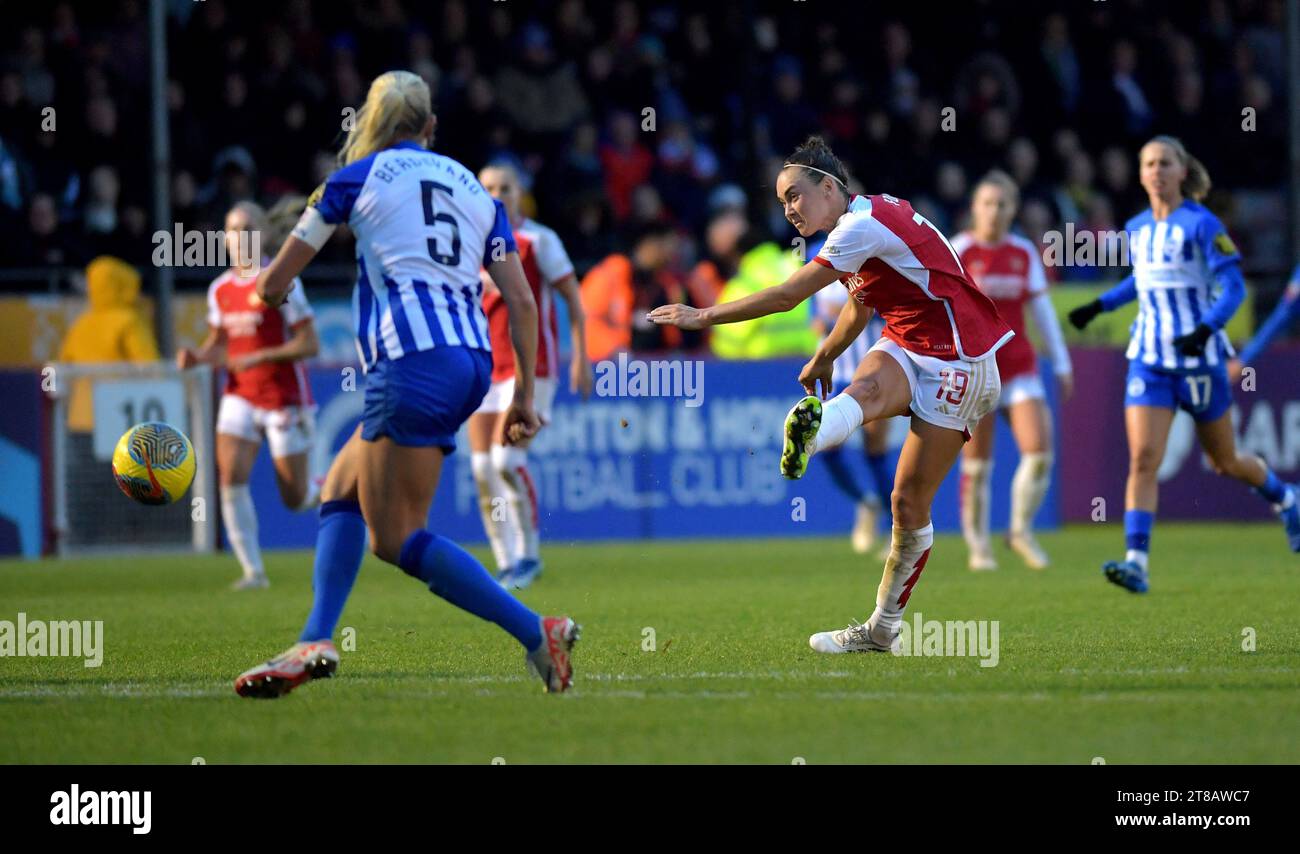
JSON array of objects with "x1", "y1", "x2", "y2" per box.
[
  {"x1": 581, "y1": 223, "x2": 690, "y2": 360},
  {"x1": 58, "y1": 256, "x2": 160, "y2": 432}
]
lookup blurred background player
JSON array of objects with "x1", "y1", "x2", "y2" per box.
[
  {"x1": 177, "y1": 201, "x2": 319, "y2": 590},
  {"x1": 1229, "y1": 261, "x2": 1300, "y2": 385},
  {"x1": 952, "y1": 171, "x2": 1073, "y2": 571},
  {"x1": 650, "y1": 136, "x2": 1011, "y2": 654},
  {"x1": 469, "y1": 162, "x2": 591, "y2": 590},
  {"x1": 1069, "y1": 136, "x2": 1300, "y2": 594},
  {"x1": 237, "y1": 70, "x2": 577, "y2": 697},
  {"x1": 812, "y1": 280, "x2": 892, "y2": 554}
]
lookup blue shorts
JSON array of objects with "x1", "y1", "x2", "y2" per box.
[
  {"x1": 362, "y1": 347, "x2": 492, "y2": 452},
  {"x1": 1124, "y1": 361, "x2": 1231, "y2": 423}
]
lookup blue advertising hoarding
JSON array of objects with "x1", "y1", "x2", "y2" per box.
[{"x1": 242, "y1": 356, "x2": 1062, "y2": 550}]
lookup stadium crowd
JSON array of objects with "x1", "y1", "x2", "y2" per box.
[{"x1": 0, "y1": 0, "x2": 1291, "y2": 353}]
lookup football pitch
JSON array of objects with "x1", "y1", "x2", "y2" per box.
[{"x1": 2, "y1": 523, "x2": 1298, "y2": 764}]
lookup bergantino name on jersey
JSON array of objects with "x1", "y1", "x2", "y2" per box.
[
  {"x1": 371, "y1": 151, "x2": 483, "y2": 196},
  {"x1": 50, "y1": 784, "x2": 151, "y2": 835}
]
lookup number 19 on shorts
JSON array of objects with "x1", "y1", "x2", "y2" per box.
[{"x1": 937, "y1": 368, "x2": 971, "y2": 405}]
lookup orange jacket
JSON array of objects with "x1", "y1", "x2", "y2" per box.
[{"x1": 580, "y1": 254, "x2": 635, "y2": 362}]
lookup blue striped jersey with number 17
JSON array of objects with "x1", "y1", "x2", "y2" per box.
[
  {"x1": 309, "y1": 140, "x2": 517, "y2": 371},
  {"x1": 1125, "y1": 200, "x2": 1241, "y2": 371}
]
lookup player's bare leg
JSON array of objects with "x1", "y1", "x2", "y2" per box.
[
  {"x1": 218, "y1": 432, "x2": 268, "y2": 589},
  {"x1": 235, "y1": 428, "x2": 362, "y2": 697},
  {"x1": 811, "y1": 416, "x2": 965, "y2": 653},
  {"x1": 783, "y1": 351, "x2": 910, "y2": 479},
  {"x1": 1006, "y1": 397, "x2": 1053, "y2": 569},
  {"x1": 358, "y1": 435, "x2": 575, "y2": 693},
  {"x1": 1197, "y1": 410, "x2": 1300, "y2": 551},
  {"x1": 1104, "y1": 405, "x2": 1175, "y2": 593},
  {"x1": 270, "y1": 450, "x2": 317, "y2": 512},
  {"x1": 492, "y1": 411, "x2": 543, "y2": 589},
  {"x1": 961, "y1": 411, "x2": 998, "y2": 571},
  {"x1": 468, "y1": 412, "x2": 516, "y2": 577},
  {"x1": 850, "y1": 420, "x2": 892, "y2": 554}
]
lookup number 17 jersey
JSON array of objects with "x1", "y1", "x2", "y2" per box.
[{"x1": 309, "y1": 140, "x2": 516, "y2": 371}]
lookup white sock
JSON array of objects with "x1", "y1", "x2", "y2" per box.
[
  {"x1": 472, "y1": 451, "x2": 515, "y2": 572},
  {"x1": 811, "y1": 393, "x2": 865, "y2": 455},
  {"x1": 493, "y1": 444, "x2": 540, "y2": 562},
  {"x1": 1010, "y1": 452, "x2": 1052, "y2": 536},
  {"x1": 960, "y1": 458, "x2": 993, "y2": 550},
  {"x1": 220, "y1": 484, "x2": 264, "y2": 580},
  {"x1": 1125, "y1": 549, "x2": 1149, "y2": 572},
  {"x1": 869, "y1": 523, "x2": 934, "y2": 637}
]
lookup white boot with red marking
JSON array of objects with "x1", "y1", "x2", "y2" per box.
[
  {"x1": 234, "y1": 640, "x2": 339, "y2": 699},
  {"x1": 526, "y1": 616, "x2": 580, "y2": 693}
]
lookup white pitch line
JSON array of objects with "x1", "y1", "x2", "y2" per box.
[{"x1": 1, "y1": 664, "x2": 1296, "y2": 701}]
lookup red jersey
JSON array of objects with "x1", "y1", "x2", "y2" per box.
[
  {"x1": 813, "y1": 195, "x2": 1012, "y2": 361},
  {"x1": 207, "y1": 268, "x2": 314, "y2": 409},
  {"x1": 951, "y1": 232, "x2": 1048, "y2": 380},
  {"x1": 482, "y1": 218, "x2": 574, "y2": 382}
]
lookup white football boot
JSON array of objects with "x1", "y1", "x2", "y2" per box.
[
  {"x1": 967, "y1": 540, "x2": 998, "y2": 572},
  {"x1": 1008, "y1": 531, "x2": 1049, "y2": 569},
  {"x1": 809, "y1": 620, "x2": 896, "y2": 654}
]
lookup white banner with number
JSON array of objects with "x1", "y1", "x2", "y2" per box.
[{"x1": 92, "y1": 379, "x2": 188, "y2": 461}]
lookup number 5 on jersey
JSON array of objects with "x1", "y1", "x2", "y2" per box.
[{"x1": 420, "y1": 180, "x2": 461, "y2": 266}]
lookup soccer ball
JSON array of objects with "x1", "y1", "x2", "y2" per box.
[{"x1": 111, "y1": 422, "x2": 197, "y2": 505}]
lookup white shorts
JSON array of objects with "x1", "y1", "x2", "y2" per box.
[
  {"x1": 870, "y1": 338, "x2": 1002, "y2": 437},
  {"x1": 216, "y1": 394, "x2": 316, "y2": 458},
  {"x1": 999, "y1": 371, "x2": 1046, "y2": 408},
  {"x1": 476, "y1": 376, "x2": 558, "y2": 424}
]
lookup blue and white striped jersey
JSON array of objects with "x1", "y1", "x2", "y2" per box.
[
  {"x1": 813, "y1": 282, "x2": 885, "y2": 388},
  {"x1": 310, "y1": 141, "x2": 516, "y2": 370},
  {"x1": 1125, "y1": 200, "x2": 1241, "y2": 371}
]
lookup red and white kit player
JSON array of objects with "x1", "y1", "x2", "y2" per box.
[
  {"x1": 650, "y1": 136, "x2": 1011, "y2": 655},
  {"x1": 469, "y1": 163, "x2": 591, "y2": 590},
  {"x1": 951, "y1": 172, "x2": 1072, "y2": 572},
  {"x1": 178, "y1": 201, "x2": 321, "y2": 590}
]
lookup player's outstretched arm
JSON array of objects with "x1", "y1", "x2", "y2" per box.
[
  {"x1": 1068, "y1": 274, "x2": 1136, "y2": 330},
  {"x1": 647, "y1": 259, "x2": 842, "y2": 330},
  {"x1": 815, "y1": 297, "x2": 870, "y2": 365},
  {"x1": 553, "y1": 273, "x2": 593, "y2": 399},
  {"x1": 1239, "y1": 279, "x2": 1300, "y2": 366},
  {"x1": 799, "y1": 298, "x2": 871, "y2": 399}
]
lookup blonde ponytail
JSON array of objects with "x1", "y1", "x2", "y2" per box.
[
  {"x1": 338, "y1": 71, "x2": 432, "y2": 166},
  {"x1": 1146, "y1": 135, "x2": 1212, "y2": 202}
]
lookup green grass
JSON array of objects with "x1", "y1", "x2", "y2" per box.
[{"x1": 1, "y1": 523, "x2": 1298, "y2": 764}]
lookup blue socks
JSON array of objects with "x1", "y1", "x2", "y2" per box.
[
  {"x1": 1255, "y1": 468, "x2": 1289, "y2": 505},
  {"x1": 299, "y1": 500, "x2": 368, "y2": 643},
  {"x1": 1124, "y1": 509, "x2": 1154, "y2": 571},
  {"x1": 821, "y1": 448, "x2": 867, "y2": 502},
  {"x1": 398, "y1": 529, "x2": 542, "y2": 651},
  {"x1": 866, "y1": 451, "x2": 894, "y2": 508}
]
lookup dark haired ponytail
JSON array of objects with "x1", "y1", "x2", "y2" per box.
[{"x1": 784, "y1": 135, "x2": 850, "y2": 197}]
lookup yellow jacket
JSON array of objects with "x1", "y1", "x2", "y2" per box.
[
  {"x1": 59, "y1": 257, "x2": 161, "y2": 431},
  {"x1": 710, "y1": 243, "x2": 818, "y2": 359}
]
